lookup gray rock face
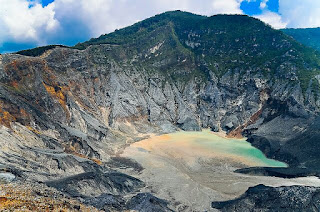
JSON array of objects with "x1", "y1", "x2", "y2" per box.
[
  {"x1": 83, "y1": 193, "x2": 125, "y2": 211},
  {"x1": 126, "y1": 193, "x2": 174, "y2": 212},
  {"x1": 212, "y1": 184, "x2": 320, "y2": 212},
  {"x1": 46, "y1": 171, "x2": 145, "y2": 197},
  {"x1": 242, "y1": 116, "x2": 320, "y2": 177},
  {"x1": 0, "y1": 172, "x2": 15, "y2": 183}
]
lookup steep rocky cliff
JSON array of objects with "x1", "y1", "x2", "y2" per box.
[
  {"x1": 212, "y1": 184, "x2": 320, "y2": 211},
  {"x1": 1, "y1": 11, "x2": 320, "y2": 210}
]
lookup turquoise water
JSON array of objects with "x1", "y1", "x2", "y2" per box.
[{"x1": 167, "y1": 130, "x2": 288, "y2": 168}]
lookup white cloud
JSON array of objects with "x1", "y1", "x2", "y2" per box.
[
  {"x1": 279, "y1": 0, "x2": 320, "y2": 28},
  {"x1": 3, "y1": 0, "x2": 319, "y2": 51},
  {"x1": 259, "y1": 0, "x2": 268, "y2": 10},
  {"x1": 53, "y1": 0, "x2": 122, "y2": 37},
  {"x1": 255, "y1": 11, "x2": 287, "y2": 29},
  {"x1": 211, "y1": 0, "x2": 243, "y2": 14},
  {"x1": 0, "y1": 0, "x2": 244, "y2": 48},
  {"x1": 0, "y1": 0, "x2": 58, "y2": 45},
  {"x1": 239, "y1": 0, "x2": 288, "y2": 29},
  {"x1": 53, "y1": 0, "x2": 244, "y2": 38}
]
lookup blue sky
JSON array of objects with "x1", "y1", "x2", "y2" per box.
[
  {"x1": 241, "y1": 0, "x2": 279, "y2": 15},
  {"x1": 0, "y1": 0, "x2": 319, "y2": 53},
  {"x1": 41, "y1": 0, "x2": 54, "y2": 6}
]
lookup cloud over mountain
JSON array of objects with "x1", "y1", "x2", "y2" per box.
[
  {"x1": 279, "y1": 0, "x2": 320, "y2": 28},
  {"x1": 0, "y1": 0, "x2": 319, "y2": 52}
]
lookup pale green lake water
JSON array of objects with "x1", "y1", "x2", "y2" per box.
[
  {"x1": 132, "y1": 130, "x2": 288, "y2": 168},
  {"x1": 180, "y1": 130, "x2": 288, "y2": 168}
]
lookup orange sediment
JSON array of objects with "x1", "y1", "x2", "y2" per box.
[
  {"x1": 0, "y1": 183, "x2": 98, "y2": 211},
  {"x1": 43, "y1": 82, "x2": 70, "y2": 119},
  {"x1": 64, "y1": 144, "x2": 103, "y2": 165},
  {"x1": 0, "y1": 109, "x2": 16, "y2": 128},
  {"x1": 227, "y1": 89, "x2": 268, "y2": 139},
  {"x1": 26, "y1": 126, "x2": 42, "y2": 135}
]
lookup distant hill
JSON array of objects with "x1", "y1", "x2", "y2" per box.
[{"x1": 282, "y1": 27, "x2": 320, "y2": 52}]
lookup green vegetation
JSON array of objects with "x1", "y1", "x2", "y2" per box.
[
  {"x1": 282, "y1": 28, "x2": 320, "y2": 52},
  {"x1": 14, "y1": 10, "x2": 320, "y2": 93},
  {"x1": 74, "y1": 11, "x2": 320, "y2": 90},
  {"x1": 74, "y1": 11, "x2": 206, "y2": 49},
  {"x1": 16, "y1": 45, "x2": 68, "y2": 57}
]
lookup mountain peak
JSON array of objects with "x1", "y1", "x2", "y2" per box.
[
  {"x1": 16, "y1": 11, "x2": 320, "y2": 91},
  {"x1": 74, "y1": 11, "x2": 270, "y2": 50}
]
